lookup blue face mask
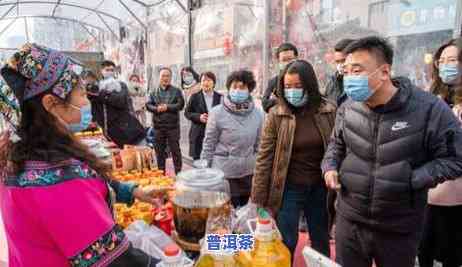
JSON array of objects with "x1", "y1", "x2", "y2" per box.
[
  {"x1": 439, "y1": 64, "x2": 461, "y2": 85},
  {"x1": 68, "y1": 104, "x2": 93, "y2": 133},
  {"x1": 284, "y1": 88, "x2": 308, "y2": 107},
  {"x1": 229, "y1": 89, "x2": 249, "y2": 104},
  {"x1": 183, "y1": 73, "x2": 195, "y2": 85},
  {"x1": 343, "y1": 75, "x2": 373, "y2": 102}
]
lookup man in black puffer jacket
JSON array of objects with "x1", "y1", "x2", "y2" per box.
[
  {"x1": 146, "y1": 67, "x2": 185, "y2": 174},
  {"x1": 321, "y1": 37, "x2": 462, "y2": 267},
  {"x1": 87, "y1": 61, "x2": 146, "y2": 148}
]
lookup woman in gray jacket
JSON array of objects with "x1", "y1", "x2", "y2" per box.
[{"x1": 201, "y1": 70, "x2": 264, "y2": 208}]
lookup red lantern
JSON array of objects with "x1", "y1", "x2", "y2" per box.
[
  {"x1": 287, "y1": 0, "x2": 303, "y2": 12},
  {"x1": 223, "y1": 35, "x2": 233, "y2": 56},
  {"x1": 270, "y1": 33, "x2": 283, "y2": 47}
]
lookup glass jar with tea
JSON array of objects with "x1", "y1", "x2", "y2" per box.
[{"x1": 173, "y1": 167, "x2": 231, "y2": 244}]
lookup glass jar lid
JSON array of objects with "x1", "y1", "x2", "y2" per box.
[{"x1": 176, "y1": 168, "x2": 225, "y2": 189}]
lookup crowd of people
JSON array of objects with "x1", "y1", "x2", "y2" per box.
[{"x1": 0, "y1": 35, "x2": 462, "y2": 267}]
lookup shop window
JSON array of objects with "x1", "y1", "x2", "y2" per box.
[{"x1": 368, "y1": 0, "x2": 389, "y2": 29}]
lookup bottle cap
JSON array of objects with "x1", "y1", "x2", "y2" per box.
[
  {"x1": 256, "y1": 218, "x2": 273, "y2": 240},
  {"x1": 258, "y1": 218, "x2": 271, "y2": 225},
  {"x1": 164, "y1": 244, "x2": 180, "y2": 257}
]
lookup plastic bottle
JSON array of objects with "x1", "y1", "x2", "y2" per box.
[
  {"x1": 194, "y1": 235, "x2": 236, "y2": 267},
  {"x1": 194, "y1": 251, "x2": 236, "y2": 267},
  {"x1": 235, "y1": 218, "x2": 291, "y2": 267},
  {"x1": 158, "y1": 244, "x2": 183, "y2": 267}
]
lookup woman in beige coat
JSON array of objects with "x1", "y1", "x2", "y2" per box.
[{"x1": 251, "y1": 60, "x2": 335, "y2": 258}]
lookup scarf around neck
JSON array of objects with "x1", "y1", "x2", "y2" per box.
[{"x1": 223, "y1": 95, "x2": 254, "y2": 116}]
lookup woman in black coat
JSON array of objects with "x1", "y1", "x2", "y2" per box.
[{"x1": 184, "y1": 71, "x2": 222, "y2": 160}]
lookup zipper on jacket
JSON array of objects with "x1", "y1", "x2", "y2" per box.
[{"x1": 368, "y1": 114, "x2": 381, "y2": 220}]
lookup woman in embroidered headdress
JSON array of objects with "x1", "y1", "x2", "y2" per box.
[{"x1": 0, "y1": 44, "x2": 162, "y2": 267}]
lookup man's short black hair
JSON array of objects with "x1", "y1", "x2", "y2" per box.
[
  {"x1": 226, "y1": 70, "x2": 256, "y2": 92},
  {"x1": 344, "y1": 36, "x2": 394, "y2": 65},
  {"x1": 276, "y1": 43, "x2": 299, "y2": 58},
  {"x1": 101, "y1": 60, "x2": 116, "y2": 68},
  {"x1": 82, "y1": 70, "x2": 97, "y2": 79},
  {"x1": 159, "y1": 67, "x2": 172, "y2": 74},
  {"x1": 334, "y1": 39, "x2": 355, "y2": 52}
]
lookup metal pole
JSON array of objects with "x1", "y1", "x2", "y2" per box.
[
  {"x1": 454, "y1": 0, "x2": 462, "y2": 38},
  {"x1": 130, "y1": 0, "x2": 148, "y2": 7},
  {"x1": 146, "y1": 6, "x2": 153, "y2": 91},
  {"x1": 24, "y1": 17, "x2": 30, "y2": 42},
  {"x1": 81, "y1": 24, "x2": 98, "y2": 42},
  {"x1": 331, "y1": 0, "x2": 335, "y2": 23},
  {"x1": 174, "y1": 0, "x2": 188, "y2": 13},
  {"x1": 0, "y1": 3, "x2": 16, "y2": 20},
  {"x1": 0, "y1": 18, "x2": 17, "y2": 40},
  {"x1": 0, "y1": 1, "x2": 122, "y2": 23},
  {"x1": 262, "y1": 0, "x2": 271, "y2": 96},
  {"x1": 232, "y1": 2, "x2": 238, "y2": 69},
  {"x1": 2, "y1": 15, "x2": 105, "y2": 32},
  {"x1": 118, "y1": 0, "x2": 148, "y2": 30},
  {"x1": 148, "y1": 0, "x2": 169, "y2": 8},
  {"x1": 187, "y1": 0, "x2": 193, "y2": 66},
  {"x1": 52, "y1": 0, "x2": 62, "y2": 17},
  {"x1": 96, "y1": 12, "x2": 120, "y2": 42},
  {"x1": 282, "y1": 0, "x2": 288, "y2": 41}
]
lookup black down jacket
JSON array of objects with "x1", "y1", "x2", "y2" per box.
[
  {"x1": 146, "y1": 85, "x2": 185, "y2": 130},
  {"x1": 88, "y1": 82, "x2": 146, "y2": 148},
  {"x1": 322, "y1": 77, "x2": 462, "y2": 233}
]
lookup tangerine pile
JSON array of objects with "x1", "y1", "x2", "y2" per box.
[
  {"x1": 115, "y1": 201, "x2": 154, "y2": 228},
  {"x1": 112, "y1": 169, "x2": 175, "y2": 228}
]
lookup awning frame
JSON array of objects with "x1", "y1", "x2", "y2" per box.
[{"x1": 0, "y1": 0, "x2": 160, "y2": 38}]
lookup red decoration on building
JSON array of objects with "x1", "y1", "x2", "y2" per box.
[
  {"x1": 223, "y1": 34, "x2": 233, "y2": 56},
  {"x1": 270, "y1": 33, "x2": 283, "y2": 47},
  {"x1": 287, "y1": 0, "x2": 303, "y2": 12}
]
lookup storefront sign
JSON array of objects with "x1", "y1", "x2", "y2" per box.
[
  {"x1": 388, "y1": 0, "x2": 457, "y2": 36},
  {"x1": 193, "y1": 48, "x2": 225, "y2": 59}
]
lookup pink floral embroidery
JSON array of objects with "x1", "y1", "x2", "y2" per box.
[{"x1": 70, "y1": 226, "x2": 128, "y2": 267}]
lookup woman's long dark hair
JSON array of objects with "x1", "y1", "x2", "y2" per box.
[
  {"x1": 180, "y1": 66, "x2": 200, "y2": 89},
  {"x1": 431, "y1": 38, "x2": 462, "y2": 105},
  {"x1": 9, "y1": 91, "x2": 111, "y2": 177},
  {"x1": 278, "y1": 59, "x2": 322, "y2": 110}
]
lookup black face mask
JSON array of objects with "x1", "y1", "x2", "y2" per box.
[{"x1": 86, "y1": 83, "x2": 99, "y2": 94}]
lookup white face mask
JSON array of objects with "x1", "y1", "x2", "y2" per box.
[
  {"x1": 229, "y1": 89, "x2": 249, "y2": 104},
  {"x1": 102, "y1": 70, "x2": 115, "y2": 79},
  {"x1": 183, "y1": 74, "x2": 195, "y2": 85}
]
